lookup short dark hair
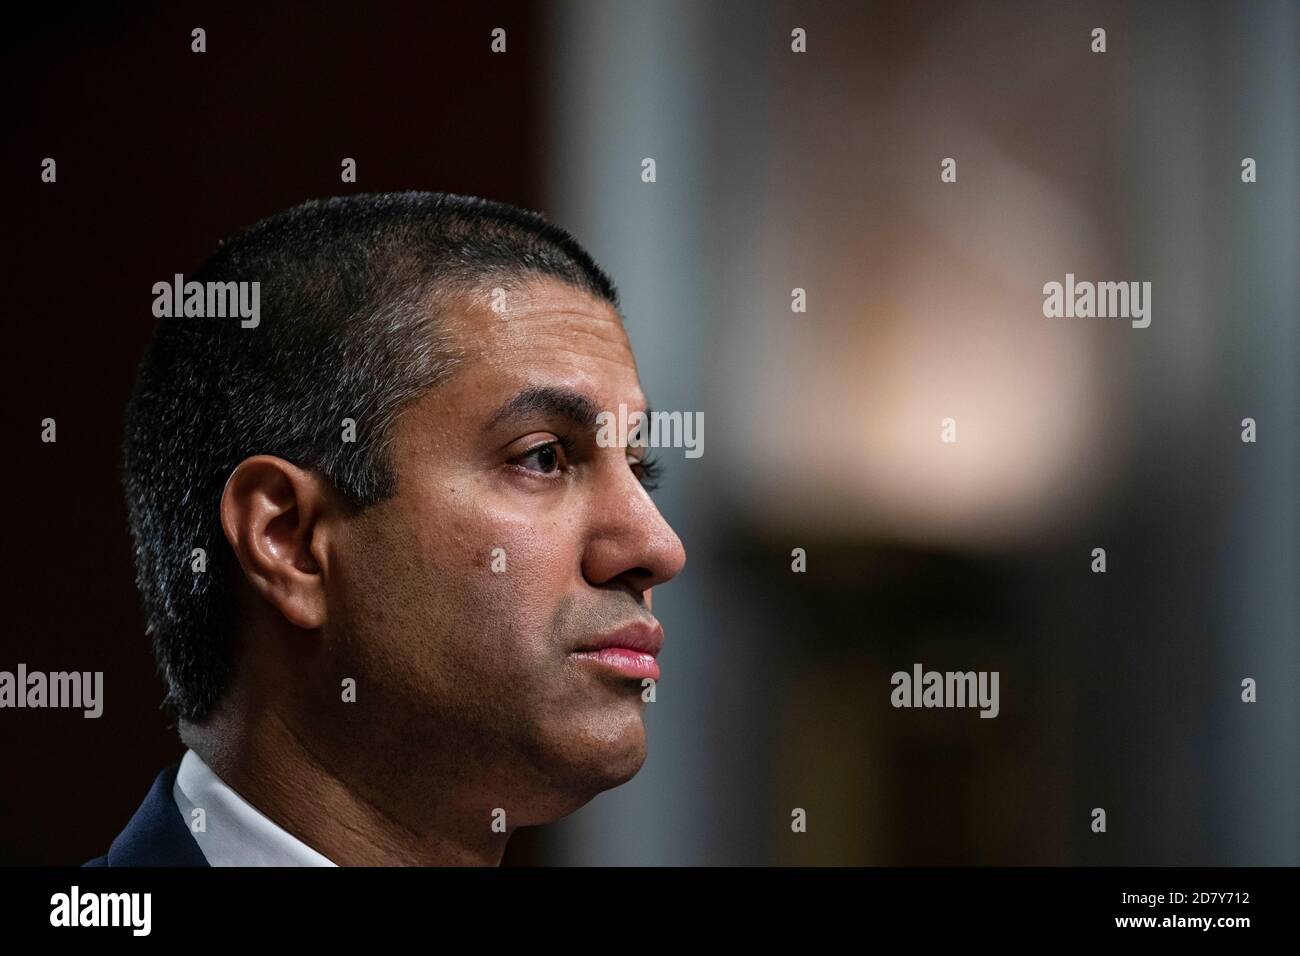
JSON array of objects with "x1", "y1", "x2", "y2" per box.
[{"x1": 122, "y1": 191, "x2": 620, "y2": 724}]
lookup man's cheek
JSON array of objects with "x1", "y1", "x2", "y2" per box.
[{"x1": 469, "y1": 512, "x2": 565, "y2": 584}]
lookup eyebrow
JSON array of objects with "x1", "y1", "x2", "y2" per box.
[{"x1": 483, "y1": 385, "x2": 605, "y2": 434}]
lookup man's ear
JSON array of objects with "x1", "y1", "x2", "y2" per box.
[{"x1": 219, "y1": 455, "x2": 337, "y2": 631}]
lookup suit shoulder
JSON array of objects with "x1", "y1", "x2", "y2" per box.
[{"x1": 95, "y1": 762, "x2": 209, "y2": 867}]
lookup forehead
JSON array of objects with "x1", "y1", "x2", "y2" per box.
[
  {"x1": 398, "y1": 277, "x2": 647, "y2": 446},
  {"x1": 444, "y1": 276, "x2": 643, "y2": 404}
]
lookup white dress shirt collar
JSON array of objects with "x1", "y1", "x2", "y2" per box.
[{"x1": 171, "y1": 748, "x2": 337, "y2": 867}]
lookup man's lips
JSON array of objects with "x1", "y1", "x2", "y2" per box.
[
  {"x1": 569, "y1": 620, "x2": 664, "y2": 680},
  {"x1": 572, "y1": 620, "x2": 664, "y2": 656}
]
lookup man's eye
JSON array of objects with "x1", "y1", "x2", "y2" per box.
[
  {"x1": 515, "y1": 441, "x2": 565, "y2": 475},
  {"x1": 631, "y1": 453, "x2": 663, "y2": 493}
]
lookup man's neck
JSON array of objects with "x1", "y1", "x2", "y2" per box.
[{"x1": 179, "y1": 705, "x2": 513, "y2": 866}]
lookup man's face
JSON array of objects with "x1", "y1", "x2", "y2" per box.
[{"x1": 326, "y1": 275, "x2": 686, "y2": 824}]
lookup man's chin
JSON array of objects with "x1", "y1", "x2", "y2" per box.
[
  {"x1": 571, "y1": 705, "x2": 649, "y2": 787},
  {"x1": 524, "y1": 709, "x2": 649, "y2": 821}
]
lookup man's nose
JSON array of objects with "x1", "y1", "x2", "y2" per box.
[{"x1": 581, "y1": 468, "x2": 686, "y2": 596}]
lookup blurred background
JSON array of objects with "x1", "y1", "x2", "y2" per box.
[{"x1": 1, "y1": 0, "x2": 1296, "y2": 865}]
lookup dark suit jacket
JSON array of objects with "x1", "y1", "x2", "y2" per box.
[{"x1": 83, "y1": 762, "x2": 210, "y2": 866}]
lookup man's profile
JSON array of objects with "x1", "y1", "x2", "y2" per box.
[{"x1": 85, "y1": 192, "x2": 686, "y2": 867}]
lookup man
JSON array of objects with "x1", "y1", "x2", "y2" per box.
[{"x1": 84, "y1": 192, "x2": 687, "y2": 866}]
